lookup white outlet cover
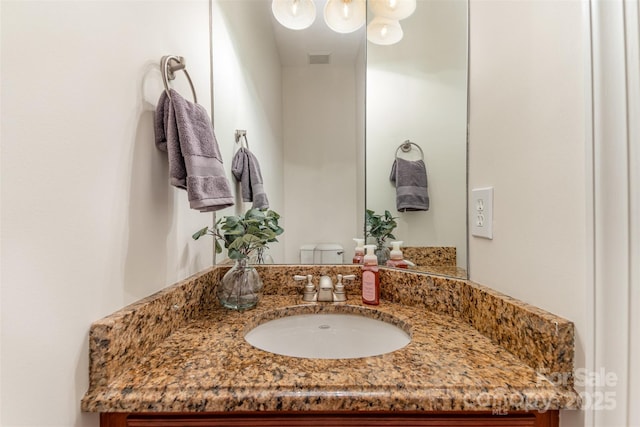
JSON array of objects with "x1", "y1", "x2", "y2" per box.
[{"x1": 471, "y1": 187, "x2": 493, "y2": 239}]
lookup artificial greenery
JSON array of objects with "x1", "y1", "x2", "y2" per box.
[
  {"x1": 192, "y1": 209, "x2": 284, "y2": 260},
  {"x1": 365, "y1": 209, "x2": 398, "y2": 246}
]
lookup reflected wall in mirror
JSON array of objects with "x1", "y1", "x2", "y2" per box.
[
  {"x1": 211, "y1": 0, "x2": 468, "y2": 279},
  {"x1": 212, "y1": 0, "x2": 365, "y2": 267},
  {"x1": 366, "y1": 0, "x2": 468, "y2": 278}
]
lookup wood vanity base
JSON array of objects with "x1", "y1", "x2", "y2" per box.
[{"x1": 101, "y1": 410, "x2": 559, "y2": 427}]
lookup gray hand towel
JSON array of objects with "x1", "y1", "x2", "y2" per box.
[
  {"x1": 154, "y1": 89, "x2": 234, "y2": 212},
  {"x1": 231, "y1": 147, "x2": 269, "y2": 210},
  {"x1": 390, "y1": 157, "x2": 429, "y2": 212},
  {"x1": 154, "y1": 91, "x2": 187, "y2": 188}
]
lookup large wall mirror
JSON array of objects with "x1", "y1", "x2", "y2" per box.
[{"x1": 211, "y1": 0, "x2": 468, "y2": 279}]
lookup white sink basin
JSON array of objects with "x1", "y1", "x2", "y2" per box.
[{"x1": 244, "y1": 312, "x2": 411, "y2": 359}]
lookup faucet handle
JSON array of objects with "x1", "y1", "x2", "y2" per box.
[
  {"x1": 333, "y1": 274, "x2": 355, "y2": 302},
  {"x1": 294, "y1": 274, "x2": 315, "y2": 290},
  {"x1": 294, "y1": 274, "x2": 317, "y2": 302},
  {"x1": 335, "y1": 274, "x2": 356, "y2": 289}
]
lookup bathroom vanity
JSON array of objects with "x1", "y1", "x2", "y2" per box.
[
  {"x1": 99, "y1": 411, "x2": 559, "y2": 426},
  {"x1": 82, "y1": 266, "x2": 579, "y2": 427}
]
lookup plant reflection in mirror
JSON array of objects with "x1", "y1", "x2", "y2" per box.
[{"x1": 365, "y1": 209, "x2": 398, "y2": 264}]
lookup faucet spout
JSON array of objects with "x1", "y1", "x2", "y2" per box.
[{"x1": 317, "y1": 275, "x2": 334, "y2": 302}]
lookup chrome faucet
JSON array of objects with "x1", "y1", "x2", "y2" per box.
[
  {"x1": 293, "y1": 274, "x2": 356, "y2": 302},
  {"x1": 317, "y1": 276, "x2": 334, "y2": 302}
]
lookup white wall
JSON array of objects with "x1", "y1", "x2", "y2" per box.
[
  {"x1": 467, "y1": 1, "x2": 587, "y2": 426},
  {"x1": 282, "y1": 65, "x2": 361, "y2": 264},
  {"x1": 366, "y1": 0, "x2": 468, "y2": 269},
  {"x1": 211, "y1": 0, "x2": 285, "y2": 262},
  {"x1": 1, "y1": 1, "x2": 213, "y2": 426},
  {"x1": 591, "y1": 1, "x2": 640, "y2": 425}
]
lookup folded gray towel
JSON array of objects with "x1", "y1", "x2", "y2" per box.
[
  {"x1": 390, "y1": 157, "x2": 429, "y2": 212},
  {"x1": 154, "y1": 89, "x2": 234, "y2": 212},
  {"x1": 155, "y1": 91, "x2": 186, "y2": 188},
  {"x1": 231, "y1": 147, "x2": 269, "y2": 210}
]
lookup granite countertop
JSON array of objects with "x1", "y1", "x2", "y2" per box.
[
  {"x1": 81, "y1": 265, "x2": 580, "y2": 414},
  {"x1": 407, "y1": 264, "x2": 467, "y2": 279},
  {"x1": 399, "y1": 246, "x2": 467, "y2": 279}
]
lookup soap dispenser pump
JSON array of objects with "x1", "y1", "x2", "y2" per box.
[
  {"x1": 386, "y1": 241, "x2": 408, "y2": 269},
  {"x1": 361, "y1": 244, "x2": 380, "y2": 305},
  {"x1": 352, "y1": 238, "x2": 365, "y2": 264}
]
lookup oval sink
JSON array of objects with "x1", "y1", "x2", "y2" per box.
[{"x1": 244, "y1": 312, "x2": 411, "y2": 359}]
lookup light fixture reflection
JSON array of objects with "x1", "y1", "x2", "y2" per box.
[
  {"x1": 367, "y1": 16, "x2": 403, "y2": 45},
  {"x1": 272, "y1": 0, "x2": 316, "y2": 30},
  {"x1": 369, "y1": 0, "x2": 416, "y2": 21},
  {"x1": 324, "y1": 0, "x2": 366, "y2": 34}
]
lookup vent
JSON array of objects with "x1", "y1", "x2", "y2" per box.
[{"x1": 308, "y1": 53, "x2": 331, "y2": 65}]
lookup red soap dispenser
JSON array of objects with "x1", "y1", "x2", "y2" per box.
[{"x1": 361, "y1": 244, "x2": 380, "y2": 305}]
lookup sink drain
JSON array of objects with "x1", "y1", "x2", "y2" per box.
[{"x1": 318, "y1": 324, "x2": 331, "y2": 329}]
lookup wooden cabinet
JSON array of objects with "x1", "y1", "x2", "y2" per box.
[{"x1": 101, "y1": 411, "x2": 559, "y2": 427}]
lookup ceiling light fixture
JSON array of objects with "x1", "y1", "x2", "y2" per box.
[
  {"x1": 366, "y1": 16, "x2": 403, "y2": 45},
  {"x1": 369, "y1": 0, "x2": 416, "y2": 21},
  {"x1": 272, "y1": 0, "x2": 317, "y2": 30},
  {"x1": 324, "y1": 0, "x2": 366, "y2": 34}
]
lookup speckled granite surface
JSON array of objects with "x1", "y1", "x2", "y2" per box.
[
  {"x1": 410, "y1": 264, "x2": 468, "y2": 279},
  {"x1": 87, "y1": 268, "x2": 220, "y2": 390},
  {"x1": 81, "y1": 265, "x2": 579, "y2": 413},
  {"x1": 402, "y1": 246, "x2": 457, "y2": 266},
  {"x1": 395, "y1": 246, "x2": 467, "y2": 279}
]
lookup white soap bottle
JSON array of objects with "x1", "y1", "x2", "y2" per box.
[
  {"x1": 352, "y1": 238, "x2": 365, "y2": 264},
  {"x1": 386, "y1": 241, "x2": 408, "y2": 269}
]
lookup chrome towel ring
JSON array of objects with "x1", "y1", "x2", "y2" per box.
[
  {"x1": 395, "y1": 140, "x2": 424, "y2": 160},
  {"x1": 161, "y1": 55, "x2": 198, "y2": 104}
]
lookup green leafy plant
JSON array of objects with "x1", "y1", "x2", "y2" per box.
[
  {"x1": 365, "y1": 209, "x2": 398, "y2": 247},
  {"x1": 193, "y1": 209, "x2": 284, "y2": 260}
]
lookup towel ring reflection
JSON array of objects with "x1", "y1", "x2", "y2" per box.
[
  {"x1": 161, "y1": 55, "x2": 198, "y2": 104},
  {"x1": 395, "y1": 140, "x2": 424, "y2": 160}
]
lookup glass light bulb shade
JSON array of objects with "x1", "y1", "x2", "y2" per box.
[
  {"x1": 324, "y1": 0, "x2": 366, "y2": 34},
  {"x1": 272, "y1": 0, "x2": 316, "y2": 30},
  {"x1": 367, "y1": 17, "x2": 403, "y2": 45},
  {"x1": 369, "y1": 0, "x2": 416, "y2": 20}
]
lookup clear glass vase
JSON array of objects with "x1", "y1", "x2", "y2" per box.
[
  {"x1": 248, "y1": 247, "x2": 274, "y2": 265},
  {"x1": 375, "y1": 241, "x2": 390, "y2": 265},
  {"x1": 217, "y1": 258, "x2": 263, "y2": 311}
]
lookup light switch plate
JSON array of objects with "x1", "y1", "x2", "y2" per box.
[{"x1": 471, "y1": 187, "x2": 493, "y2": 239}]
